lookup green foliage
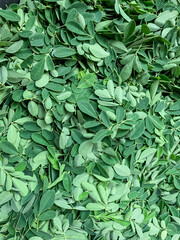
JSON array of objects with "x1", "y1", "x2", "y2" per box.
[{"x1": 0, "y1": 0, "x2": 180, "y2": 239}]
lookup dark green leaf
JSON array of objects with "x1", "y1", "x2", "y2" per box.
[
  {"x1": 77, "y1": 101, "x2": 97, "y2": 118},
  {"x1": 130, "y1": 120, "x2": 145, "y2": 140},
  {"x1": 0, "y1": 10, "x2": 20, "y2": 22},
  {"x1": 31, "y1": 59, "x2": 45, "y2": 80},
  {"x1": 124, "y1": 20, "x2": 136, "y2": 40},
  {"x1": 92, "y1": 129, "x2": 108, "y2": 143},
  {"x1": 38, "y1": 210, "x2": 56, "y2": 221},
  {"x1": 53, "y1": 46, "x2": 76, "y2": 58},
  {"x1": 31, "y1": 134, "x2": 49, "y2": 146},
  {"x1": 66, "y1": 21, "x2": 87, "y2": 35},
  {"x1": 39, "y1": 190, "x2": 55, "y2": 214},
  {"x1": 0, "y1": 141, "x2": 18, "y2": 155}
]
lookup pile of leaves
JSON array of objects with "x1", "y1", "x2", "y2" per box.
[{"x1": 0, "y1": 0, "x2": 180, "y2": 239}]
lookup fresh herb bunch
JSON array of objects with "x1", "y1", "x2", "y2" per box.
[{"x1": 0, "y1": 0, "x2": 180, "y2": 240}]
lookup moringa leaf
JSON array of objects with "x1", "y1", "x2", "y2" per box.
[
  {"x1": 92, "y1": 129, "x2": 108, "y2": 143},
  {"x1": 86, "y1": 203, "x2": 105, "y2": 211},
  {"x1": 0, "y1": 1, "x2": 179, "y2": 239},
  {"x1": 0, "y1": 10, "x2": 21, "y2": 22},
  {"x1": 53, "y1": 46, "x2": 76, "y2": 58},
  {"x1": 114, "y1": 164, "x2": 131, "y2": 177},
  {"x1": 124, "y1": 20, "x2": 136, "y2": 40},
  {"x1": 77, "y1": 101, "x2": 97, "y2": 118},
  {"x1": 130, "y1": 120, "x2": 145, "y2": 140},
  {"x1": 0, "y1": 191, "x2": 13, "y2": 205},
  {"x1": 6, "y1": 40, "x2": 23, "y2": 54},
  {"x1": 38, "y1": 210, "x2": 56, "y2": 221},
  {"x1": 0, "y1": 141, "x2": 18, "y2": 155},
  {"x1": 31, "y1": 59, "x2": 45, "y2": 80},
  {"x1": 39, "y1": 190, "x2": 55, "y2": 214},
  {"x1": 31, "y1": 134, "x2": 49, "y2": 146},
  {"x1": 78, "y1": 73, "x2": 97, "y2": 88},
  {"x1": 66, "y1": 21, "x2": 87, "y2": 35},
  {"x1": 29, "y1": 33, "x2": 44, "y2": 47},
  {"x1": 79, "y1": 140, "x2": 93, "y2": 157},
  {"x1": 12, "y1": 178, "x2": 28, "y2": 196}
]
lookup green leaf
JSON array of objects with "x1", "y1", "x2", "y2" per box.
[
  {"x1": 45, "y1": 82, "x2": 64, "y2": 92},
  {"x1": 46, "y1": 55, "x2": 54, "y2": 71},
  {"x1": 0, "y1": 10, "x2": 21, "y2": 22},
  {"x1": 147, "y1": 23, "x2": 160, "y2": 31},
  {"x1": 92, "y1": 129, "x2": 108, "y2": 143},
  {"x1": 171, "y1": 216, "x2": 180, "y2": 225},
  {"x1": 12, "y1": 178, "x2": 28, "y2": 196},
  {"x1": 28, "y1": 101, "x2": 38, "y2": 117},
  {"x1": 89, "y1": 44, "x2": 109, "y2": 58},
  {"x1": 0, "y1": 191, "x2": 13, "y2": 205},
  {"x1": 0, "y1": 66, "x2": 8, "y2": 84},
  {"x1": 63, "y1": 173, "x2": 71, "y2": 192},
  {"x1": 114, "y1": 219, "x2": 131, "y2": 226},
  {"x1": 57, "y1": 91, "x2": 72, "y2": 101},
  {"x1": 38, "y1": 210, "x2": 56, "y2": 221},
  {"x1": 82, "y1": 182, "x2": 101, "y2": 202},
  {"x1": 109, "y1": 40, "x2": 127, "y2": 53},
  {"x1": 124, "y1": 20, "x2": 136, "y2": 41},
  {"x1": 138, "y1": 148, "x2": 156, "y2": 163},
  {"x1": 47, "y1": 154, "x2": 59, "y2": 170},
  {"x1": 15, "y1": 162, "x2": 27, "y2": 172},
  {"x1": 5, "y1": 40, "x2": 23, "y2": 54},
  {"x1": 31, "y1": 59, "x2": 45, "y2": 80},
  {"x1": 116, "y1": 106, "x2": 124, "y2": 123},
  {"x1": 95, "y1": 89, "x2": 112, "y2": 99},
  {"x1": 21, "y1": 55, "x2": 34, "y2": 68},
  {"x1": 29, "y1": 237, "x2": 43, "y2": 240},
  {"x1": 142, "y1": 24, "x2": 150, "y2": 34},
  {"x1": 77, "y1": 101, "x2": 97, "y2": 118},
  {"x1": 67, "y1": 2, "x2": 88, "y2": 12},
  {"x1": 120, "y1": 60, "x2": 133, "y2": 81},
  {"x1": 79, "y1": 140, "x2": 93, "y2": 157},
  {"x1": 66, "y1": 230, "x2": 88, "y2": 240},
  {"x1": 29, "y1": 33, "x2": 44, "y2": 47},
  {"x1": 155, "y1": 10, "x2": 178, "y2": 27},
  {"x1": 86, "y1": 203, "x2": 105, "y2": 211},
  {"x1": 66, "y1": 21, "x2": 87, "y2": 35},
  {"x1": 39, "y1": 190, "x2": 55, "y2": 214},
  {"x1": 31, "y1": 134, "x2": 49, "y2": 146},
  {"x1": 107, "y1": 80, "x2": 114, "y2": 97},
  {"x1": 130, "y1": 120, "x2": 145, "y2": 140},
  {"x1": 23, "y1": 121, "x2": 41, "y2": 132},
  {"x1": 25, "y1": 16, "x2": 35, "y2": 30},
  {"x1": 8, "y1": 70, "x2": 26, "y2": 83},
  {"x1": 119, "y1": 5, "x2": 131, "y2": 22},
  {"x1": 174, "y1": 177, "x2": 180, "y2": 190},
  {"x1": 78, "y1": 73, "x2": 97, "y2": 88},
  {"x1": 138, "y1": 72, "x2": 150, "y2": 85},
  {"x1": 0, "y1": 140, "x2": 18, "y2": 155},
  {"x1": 114, "y1": 164, "x2": 131, "y2": 177},
  {"x1": 53, "y1": 46, "x2": 76, "y2": 58},
  {"x1": 150, "y1": 80, "x2": 159, "y2": 100},
  {"x1": 96, "y1": 162, "x2": 109, "y2": 178},
  {"x1": 135, "y1": 223, "x2": 143, "y2": 238},
  {"x1": 149, "y1": 115, "x2": 164, "y2": 130},
  {"x1": 55, "y1": 199, "x2": 72, "y2": 209},
  {"x1": 134, "y1": 55, "x2": 142, "y2": 73},
  {"x1": 97, "y1": 184, "x2": 108, "y2": 205},
  {"x1": 169, "y1": 101, "x2": 180, "y2": 111},
  {"x1": 100, "y1": 111, "x2": 110, "y2": 128}
]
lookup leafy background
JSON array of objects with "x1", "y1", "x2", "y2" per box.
[{"x1": 0, "y1": 0, "x2": 180, "y2": 239}]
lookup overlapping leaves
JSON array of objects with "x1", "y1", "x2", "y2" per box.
[{"x1": 0, "y1": 0, "x2": 180, "y2": 240}]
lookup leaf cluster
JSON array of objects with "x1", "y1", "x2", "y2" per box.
[{"x1": 0, "y1": 0, "x2": 180, "y2": 240}]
